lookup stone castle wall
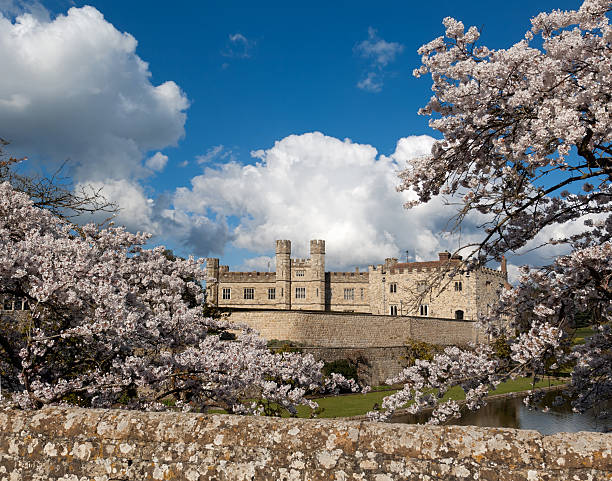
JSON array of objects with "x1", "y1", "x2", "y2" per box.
[
  {"x1": 228, "y1": 309, "x2": 485, "y2": 384},
  {"x1": 227, "y1": 309, "x2": 483, "y2": 347},
  {"x1": 3, "y1": 407, "x2": 611, "y2": 480},
  {"x1": 299, "y1": 346, "x2": 409, "y2": 386}
]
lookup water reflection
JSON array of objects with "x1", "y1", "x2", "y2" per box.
[{"x1": 392, "y1": 393, "x2": 612, "y2": 434}]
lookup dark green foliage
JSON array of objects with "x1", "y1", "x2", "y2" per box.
[
  {"x1": 573, "y1": 311, "x2": 592, "y2": 328},
  {"x1": 322, "y1": 359, "x2": 358, "y2": 383},
  {"x1": 403, "y1": 339, "x2": 443, "y2": 367},
  {"x1": 491, "y1": 334, "x2": 512, "y2": 362},
  {"x1": 267, "y1": 339, "x2": 303, "y2": 353},
  {"x1": 219, "y1": 331, "x2": 236, "y2": 341}
]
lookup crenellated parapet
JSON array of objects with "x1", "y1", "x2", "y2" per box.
[
  {"x1": 275, "y1": 239, "x2": 291, "y2": 255},
  {"x1": 310, "y1": 239, "x2": 325, "y2": 255},
  {"x1": 329, "y1": 272, "x2": 369, "y2": 282},
  {"x1": 219, "y1": 272, "x2": 277, "y2": 282}
]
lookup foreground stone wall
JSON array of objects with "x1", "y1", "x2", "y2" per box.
[{"x1": 1, "y1": 407, "x2": 611, "y2": 480}]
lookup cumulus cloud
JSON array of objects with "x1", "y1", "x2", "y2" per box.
[
  {"x1": 145, "y1": 152, "x2": 168, "y2": 172},
  {"x1": 355, "y1": 27, "x2": 403, "y2": 92},
  {"x1": 0, "y1": 0, "x2": 48, "y2": 21},
  {"x1": 158, "y1": 206, "x2": 233, "y2": 257},
  {"x1": 77, "y1": 179, "x2": 157, "y2": 234},
  {"x1": 0, "y1": 6, "x2": 188, "y2": 230},
  {"x1": 170, "y1": 132, "x2": 481, "y2": 269}
]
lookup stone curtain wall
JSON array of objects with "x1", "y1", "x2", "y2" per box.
[
  {"x1": 299, "y1": 347, "x2": 408, "y2": 386},
  {"x1": 228, "y1": 309, "x2": 484, "y2": 385},
  {"x1": 227, "y1": 309, "x2": 483, "y2": 348},
  {"x1": 2, "y1": 407, "x2": 611, "y2": 480}
]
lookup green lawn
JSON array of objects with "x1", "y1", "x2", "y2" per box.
[
  {"x1": 572, "y1": 326, "x2": 595, "y2": 345},
  {"x1": 294, "y1": 376, "x2": 564, "y2": 418}
]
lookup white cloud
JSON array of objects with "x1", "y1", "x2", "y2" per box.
[
  {"x1": 222, "y1": 32, "x2": 254, "y2": 59},
  {"x1": 357, "y1": 72, "x2": 383, "y2": 93},
  {"x1": 0, "y1": 0, "x2": 49, "y2": 21},
  {"x1": 78, "y1": 179, "x2": 157, "y2": 234},
  {"x1": 0, "y1": 5, "x2": 188, "y2": 232},
  {"x1": 196, "y1": 145, "x2": 235, "y2": 164},
  {"x1": 145, "y1": 152, "x2": 168, "y2": 172},
  {"x1": 355, "y1": 27, "x2": 404, "y2": 67},
  {"x1": 354, "y1": 27, "x2": 404, "y2": 93},
  {"x1": 171, "y1": 132, "x2": 477, "y2": 269},
  {"x1": 0, "y1": 6, "x2": 188, "y2": 182},
  {"x1": 240, "y1": 256, "x2": 275, "y2": 272}
]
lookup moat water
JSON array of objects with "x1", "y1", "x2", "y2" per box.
[{"x1": 392, "y1": 393, "x2": 612, "y2": 434}]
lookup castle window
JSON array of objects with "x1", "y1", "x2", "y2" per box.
[
  {"x1": 296, "y1": 270, "x2": 305, "y2": 277},
  {"x1": 268, "y1": 288, "x2": 276, "y2": 300},
  {"x1": 420, "y1": 304, "x2": 429, "y2": 316},
  {"x1": 389, "y1": 283, "x2": 397, "y2": 293},
  {"x1": 222, "y1": 288, "x2": 231, "y2": 300},
  {"x1": 316, "y1": 288, "x2": 319, "y2": 297},
  {"x1": 295, "y1": 287, "x2": 306, "y2": 299},
  {"x1": 360, "y1": 288, "x2": 364, "y2": 300},
  {"x1": 390, "y1": 305, "x2": 398, "y2": 316},
  {"x1": 454, "y1": 281, "x2": 462, "y2": 292},
  {"x1": 455, "y1": 310, "x2": 464, "y2": 320},
  {"x1": 486, "y1": 280, "x2": 492, "y2": 286},
  {"x1": 344, "y1": 288, "x2": 354, "y2": 300},
  {"x1": 244, "y1": 288, "x2": 254, "y2": 300},
  {"x1": 417, "y1": 280, "x2": 427, "y2": 292}
]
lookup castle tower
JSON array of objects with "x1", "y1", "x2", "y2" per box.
[
  {"x1": 205, "y1": 258, "x2": 220, "y2": 305},
  {"x1": 275, "y1": 240, "x2": 291, "y2": 309},
  {"x1": 310, "y1": 239, "x2": 326, "y2": 311}
]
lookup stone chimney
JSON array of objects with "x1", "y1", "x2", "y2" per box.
[
  {"x1": 438, "y1": 252, "x2": 451, "y2": 262},
  {"x1": 501, "y1": 256, "x2": 508, "y2": 279}
]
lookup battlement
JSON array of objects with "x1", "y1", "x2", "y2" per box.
[
  {"x1": 310, "y1": 239, "x2": 325, "y2": 255},
  {"x1": 205, "y1": 258, "x2": 219, "y2": 268},
  {"x1": 329, "y1": 271, "x2": 369, "y2": 282},
  {"x1": 276, "y1": 239, "x2": 291, "y2": 255},
  {"x1": 481, "y1": 266, "x2": 507, "y2": 278},
  {"x1": 219, "y1": 271, "x2": 277, "y2": 282}
]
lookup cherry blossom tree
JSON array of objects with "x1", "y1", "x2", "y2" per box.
[
  {"x1": 374, "y1": 0, "x2": 611, "y2": 423},
  {"x1": 0, "y1": 182, "x2": 359, "y2": 413}
]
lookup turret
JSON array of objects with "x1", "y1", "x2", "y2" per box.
[
  {"x1": 205, "y1": 258, "x2": 220, "y2": 306},
  {"x1": 310, "y1": 240, "x2": 326, "y2": 310},
  {"x1": 275, "y1": 240, "x2": 291, "y2": 309}
]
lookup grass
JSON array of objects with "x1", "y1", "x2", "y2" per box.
[
  {"x1": 202, "y1": 376, "x2": 564, "y2": 418},
  {"x1": 293, "y1": 376, "x2": 565, "y2": 419},
  {"x1": 572, "y1": 326, "x2": 596, "y2": 345}
]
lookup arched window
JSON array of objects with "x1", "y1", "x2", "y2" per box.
[{"x1": 455, "y1": 310, "x2": 464, "y2": 320}]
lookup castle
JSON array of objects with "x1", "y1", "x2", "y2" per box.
[{"x1": 206, "y1": 240, "x2": 508, "y2": 320}]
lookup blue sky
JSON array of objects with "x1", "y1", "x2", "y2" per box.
[{"x1": 0, "y1": 0, "x2": 583, "y2": 276}]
